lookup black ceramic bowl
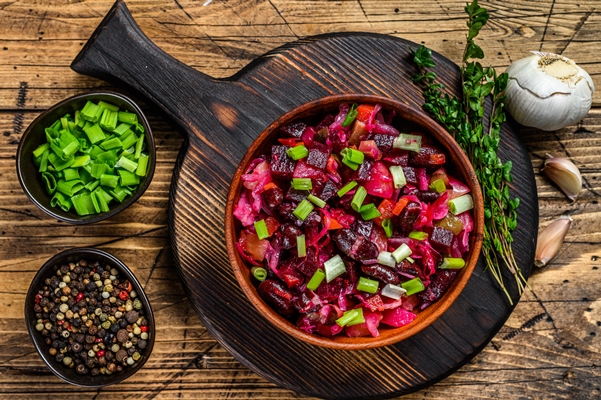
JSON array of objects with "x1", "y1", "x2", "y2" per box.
[
  {"x1": 16, "y1": 91, "x2": 156, "y2": 224},
  {"x1": 25, "y1": 248, "x2": 155, "y2": 387}
]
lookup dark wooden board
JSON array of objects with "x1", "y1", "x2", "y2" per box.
[{"x1": 70, "y1": 1, "x2": 537, "y2": 398}]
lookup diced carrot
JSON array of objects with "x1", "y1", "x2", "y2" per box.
[
  {"x1": 278, "y1": 138, "x2": 298, "y2": 146},
  {"x1": 264, "y1": 216, "x2": 280, "y2": 236},
  {"x1": 328, "y1": 219, "x2": 343, "y2": 230},
  {"x1": 262, "y1": 182, "x2": 278, "y2": 191},
  {"x1": 373, "y1": 199, "x2": 395, "y2": 226},
  {"x1": 356, "y1": 104, "x2": 375, "y2": 123},
  {"x1": 392, "y1": 198, "x2": 409, "y2": 216},
  {"x1": 429, "y1": 153, "x2": 446, "y2": 165}
]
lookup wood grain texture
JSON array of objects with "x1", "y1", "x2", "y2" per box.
[
  {"x1": 1, "y1": 0, "x2": 600, "y2": 399},
  {"x1": 69, "y1": 1, "x2": 536, "y2": 398}
]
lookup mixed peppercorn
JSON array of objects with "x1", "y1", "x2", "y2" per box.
[{"x1": 32, "y1": 258, "x2": 150, "y2": 376}]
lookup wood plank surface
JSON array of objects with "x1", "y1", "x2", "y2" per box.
[{"x1": 1, "y1": 0, "x2": 600, "y2": 398}]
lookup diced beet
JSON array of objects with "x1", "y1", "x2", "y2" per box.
[
  {"x1": 317, "y1": 278, "x2": 344, "y2": 301},
  {"x1": 402, "y1": 166, "x2": 417, "y2": 185},
  {"x1": 303, "y1": 210, "x2": 321, "y2": 228},
  {"x1": 383, "y1": 149, "x2": 409, "y2": 166},
  {"x1": 354, "y1": 239, "x2": 379, "y2": 261},
  {"x1": 270, "y1": 145, "x2": 296, "y2": 179},
  {"x1": 257, "y1": 280, "x2": 294, "y2": 316},
  {"x1": 396, "y1": 259, "x2": 421, "y2": 279},
  {"x1": 418, "y1": 269, "x2": 458, "y2": 303},
  {"x1": 329, "y1": 129, "x2": 348, "y2": 154},
  {"x1": 409, "y1": 145, "x2": 446, "y2": 167},
  {"x1": 306, "y1": 141, "x2": 331, "y2": 170},
  {"x1": 398, "y1": 201, "x2": 421, "y2": 232},
  {"x1": 417, "y1": 190, "x2": 440, "y2": 203},
  {"x1": 276, "y1": 223, "x2": 303, "y2": 249},
  {"x1": 294, "y1": 291, "x2": 320, "y2": 314},
  {"x1": 285, "y1": 188, "x2": 307, "y2": 202},
  {"x1": 277, "y1": 258, "x2": 304, "y2": 288},
  {"x1": 351, "y1": 219, "x2": 373, "y2": 238},
  {"x1": 316, "y1": 114, "x2": 335, "y2": 131},
  {"x1": 314, "y1": 179, "x2": 338, "y2": 202},
  {"x1": 280, "y1": 121, "x2": 306, "y2": 139},
  {"x1": 278, "y1": 203, "x2": 302, "y2": 226},
  {"x1": 261, "y1": 186, "x2": 283, "y2": 210},
  {"x1": 372, "y1": 134, "x2": 395, "y2": 153},
  {"x1": 361, "y1": 264, "x2": 400, "y2": 284},
  {"x1": 430, "y1": 226, "x2": 454, "y2": 255},
  {"x1": 349, "y1": 158, "x2": 374, "y2": 182},
  {"x1": 293, "y1": 160, "x2": 326, "y2": 180},
  {"x1": 332, "y1": 229, "x2": 358, "y2": 257},
  {"x1": 296, "y1": 247, "x2": 318, "y2": 277}
]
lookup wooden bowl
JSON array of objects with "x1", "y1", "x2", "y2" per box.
[
  {"x1": 225, "y1": 94, "x2": 484, "y2": 350},
  {"x1": 25, "y1": 247, "x2": 155, "y2": 387},
  {"x1": 16, "y1": 91, "x2": 155, "y2": 224}
]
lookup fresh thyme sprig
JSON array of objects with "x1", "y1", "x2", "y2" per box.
[{"x1": 410, "y1": 0, "x2": 528, "y2": 304}]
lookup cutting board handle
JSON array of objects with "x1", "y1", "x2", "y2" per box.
[{"x1": 71, "y1": 0, "x2": 217, "y2": 140}]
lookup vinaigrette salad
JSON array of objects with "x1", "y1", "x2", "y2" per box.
[{"x1": 234, "y1": 103, "x2": 474, "y2": 338}]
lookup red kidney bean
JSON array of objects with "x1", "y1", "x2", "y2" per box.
[
  {"x1": 361, "y1": 264, "x2": 400, "y2": 284},
  {"x1": 257, "y1": 280, "x2": 294, "y2": 316}
]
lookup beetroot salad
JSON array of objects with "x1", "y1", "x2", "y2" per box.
[{"x1": 233, "y1": 102, "x2": 474, "y2": 338}]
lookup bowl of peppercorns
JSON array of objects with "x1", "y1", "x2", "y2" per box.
[{"x1": 25, "y1": 248, "x2": 155, "y2": 387}]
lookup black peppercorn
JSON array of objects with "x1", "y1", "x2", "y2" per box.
[
  {"x1": 76, "y1": 364, "x2": 88, "y2": 375},
  {"x1": 72, "y1": 342, "x2": 83, "y2": 353}
]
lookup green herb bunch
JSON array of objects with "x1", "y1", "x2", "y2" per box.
[{"x1": 411, "y1": 0, "x2": 528, "y2": 304}]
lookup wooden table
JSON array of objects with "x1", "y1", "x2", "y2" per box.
[{"x1": 1, "y1": 0, "x2": 600, "y2": 398}]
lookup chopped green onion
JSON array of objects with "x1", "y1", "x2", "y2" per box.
[
  {"x1": 341, "y1": 148, "x2": 365, "y2": 164},
  {"x1": 116, "y1": 155, "x2": 138, "y2": 173},
  {"x1": 306, "y1": 268, "x2": 326, "y2": 290},
  {"x1": 38, "y1": 150, "x2": 50, "y2": 173},
  {"x1": 336, "y1": 308, "x2": 364, "y2": 327},
  {"x1": 85, "y1": 179, "x2": 100, "y2": 192},
  {"x1": 119, "y1": 131, "x2": 138, "y2": 150},
  {"x1": 56, "y1": 179, "x2": 84, "y2": 197},
  {"x1": 408, "y1": 231, "x2": 428, "y2": 241},
  {"x1": 389, "y1": 165, "x2": 407, "y2": 189},
  {"x1": 88, "y1": 145, "x2": 104, "y2": 159},
  {"x1": 71, "y1": 193, "x2": 96, "y2": 216},
  {"x1": 381, "y1": 283, "x2": 407, "y2": 300},
  {"x1": 359, "y1": 203, "x2": 381, "y2": 221},
  {"x1": 134, "y1": 123, "x2": 145, "y2": 135},
  {"x1": 91, "y1": 163, "x2": 110, "y2": 179},
  {"x1": 100, "y1": 174, "x2": 119, "y2": 188},
  {"x1": 118, "y1": 111, "x2": 138, "y2": 124},
  {"x1": 99, "y1": 109, "x2": 118, "y2": 131},
  {"x1": 251, "y1": 267, "x2": 267, "y2": 282},
  {"x1": 292, "y1": 199, "x2": 314, "y2": 221},
  {"x1": 100, "y1": 136, "x2": 123, "y2": 150},
  {"x1": 406, "y1": 256, "x2": 415, "y2": 264},
  {"x1": 377, "y1": 251, "x2": 396, "y2": 268},
  {"x1": 291, "y1": 178, "x2": 312, "y2": 190},
  {"x1": 357, "y1": 277, "x2": 379, "y2": 294},
  {"x1": 118, "y1": 169, "x2": 140, "y2": 187},
  {"x1": 286, "y1": 144, "x2": 308, "y2": 160},
  {"x1": 71, "y1": 155, "x2": 91, "y2": 168},
  {"x1": 113, "y1": 123, "x2": 132, "y2": 136},
  {"x1": 50, "y1": 130, "x2": 80, "y2": 160},
  {"x1": 401, "y1": 278, "x2": 425, "y2": 296},
  {"x1": 97, "y1": 100, "x2": 119, "y2": 112},
  {"x1": 297, "y1": 234, "x2": 306, "y2": 257},
  {"x1": 83, "y1": 123, "x2": 106, "y2": 144},
  {"x1": 47, "y1": 153, "x2": 74, "y2": 171},
  {"x1": 307, "y1": 194, "x2": 326, "y2": 208},
  {"x1": 80, "y1": 101, "x2": 102, "y2": 123},
  {"x1": 440, "y1": 257, "x2": 466, "y2": 269},
  {"x1": 135, "y1": 154, "x2": 149, "y2": 177},
  {"x1": 393, "y1": 133, "x2": 422, "y2": 152},
  {"x1": 63, "y1": 168, "x2": 80, "y2": 181},
  {"x1": 50, "y1": 192, "x2": 72, "y2": 212},
  {"x1": 134, "y1": 134, "x2": 145, "y2": 159},
  {"x1": 341, "y1": 103, "x2": 359, "y2": 127},
  {"x1": 254, "y1": 219, "x2": 269, "y2": 240},
  {"x1": 337, "y1": 180, "x2": 357, "y2": 197},
  {"x1": 324, "y1": 254, "x2": 346, "y2": 283},
  {"x1": 429, "y1": 178, "x2": 446, "y2": 193},
  {"x1": 41, "y1": 172, "x2": 57, "y2": 195},
  {"x1": 92, "y1": 187, "x2": 111, "y2": 213},
  {"x1": 109, "y1": 186, "x2": 129, "y2": 203},
  {"x1": 33, "y1": 143, "x2": 50, "y2": 158},
  {"x1": 382, "y1": 218, "x2": 393, "y2": 238},
  {"x1": 96, "y1": 149, "x2": 118, "y2": 165},
  {"x1": 351, "y1": 186, "x2": 367, "y2": 211},
  {"x1": 449, "y1": 194, "x2": 474, "y2": 215},
  {"x1": 392, "y1": 243, "x2": 412, "y2": 262}
]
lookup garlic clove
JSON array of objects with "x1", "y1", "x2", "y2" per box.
[
  {"x1": 534, "y1": 215, "x2": 572, "y2": 268},
  {"x1": 541, "y1": 154, "x2": 582, "y2": 201},
  {"x1": 504, "y1": 52, "x2": 594, "y2": 131}
]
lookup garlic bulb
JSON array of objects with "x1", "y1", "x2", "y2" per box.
[
  {"x1": 504, "y1": 52, "x2": 594, "y2": 131},
  {"x1": 542, "y1": 154, "x2": 582, "y2": 201}
]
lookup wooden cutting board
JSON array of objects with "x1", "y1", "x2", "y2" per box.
[{"x1": 71, "y1": 1, "x2": 537, "y2": 398}]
